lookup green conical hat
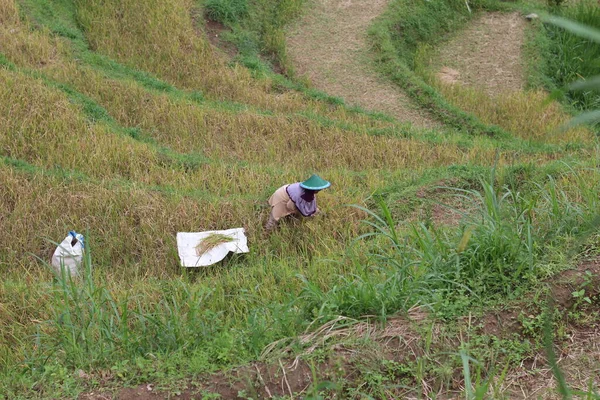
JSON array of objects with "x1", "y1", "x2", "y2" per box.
[{"x1": 300, "y1": 174, "x2": 330, "y2": 190}]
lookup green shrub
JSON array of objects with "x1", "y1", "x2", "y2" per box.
[{"x1": 204, "y1": 0, "x2": 248, "y2": 24}]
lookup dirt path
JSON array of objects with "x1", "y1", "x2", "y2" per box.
[
  {"x1": 286, "y1": 0, "x2": 439, "y2": 128},
  {"x1": 436, "y1": 12, "x2": 526, "y2": 96}
]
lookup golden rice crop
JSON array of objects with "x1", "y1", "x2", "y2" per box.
[
  {"x1": 0, "y1": 0, "x2": 400, "y2": 131},
  {"x1": 0, "y1": 47, "x2": 516, "y2": 182},
  {"x1": 73, "y1": 0, "x2": 309, "y2": 112},
  {"x1": 0, "y1": 0, "x2": 19, "y2": 25},
  {"x1": 431, "y1": 79, "x2": 593, "y2": 144},
  {"x1": 1, "y1": 0, "x2": 600, "y2": 394}
]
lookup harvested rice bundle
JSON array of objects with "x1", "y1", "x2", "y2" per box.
[
  {"x1": 177, "y1": 229, "x2": 249, "y2": 267},
  {"x1": 195, "y1": 233, "x2": 235, "y2": 256}
]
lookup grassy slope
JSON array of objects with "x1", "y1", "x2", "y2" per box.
[{"x1": 0, "y1": 0, "x2": 599, "y2": 398}]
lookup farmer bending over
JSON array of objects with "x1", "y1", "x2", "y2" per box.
[{"x1": 265, "y1": 174, "x2": 331, "y2": 233}]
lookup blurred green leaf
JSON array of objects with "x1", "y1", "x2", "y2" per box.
[
  {"x1": 543, "y1": 88, "x2": 566, "y2": 106},
  {"x1": 570, "y1": 75, "x2": 600, "y2": 92},
  {"x1": 561, "y1": 110, "x2": 600, "y2": 130},
  {"x1": 544, "y1": 15, "x2": 600, "y2": 43}
]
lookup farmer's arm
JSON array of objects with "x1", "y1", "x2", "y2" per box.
[{"x1": 286, "y1": 199, "x2": 298, "y2": 214}]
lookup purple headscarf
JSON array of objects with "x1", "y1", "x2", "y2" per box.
[{"x1": 286, "y1": 183, "x2": 317, "y2": 217}]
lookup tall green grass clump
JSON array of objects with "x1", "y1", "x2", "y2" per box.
[
  {"x1": 32, "y1": 250, "x2": 226, "y2": 372},
  {"x1": 302, "y1": 165, "x2": 600, "y2": 320},
  {"x1": 204, "y1": 0, "x2": 248, "y2": 24},
  {"x1": 203, "y1": 0, "x2": 305, "y2": 73},
  {"x1": 545, "y1": 0, "x2": 600, "y2": 111}
]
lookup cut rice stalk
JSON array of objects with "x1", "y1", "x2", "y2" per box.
[{"x1": 195, "y1": 233, "x2": 235, "y2": 256}]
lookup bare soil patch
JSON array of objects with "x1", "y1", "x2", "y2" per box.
[
  {"x1": 286, "y1": 0, "x2": 439, "y2": 128},
  {"x1": 190, "y1": 6, "x2": 237, "y2": 60},
  {"x1": 414, "y1": 179, "x2": 474, "y2": 227},
  {"x1": 479, "y1": 256, "x2": 600, "y2": 338},
  {"x1": 201, "y1": 19, "x2": 238, "y2": 59},
  {"x1": 457, "y1": 258, "x2": 600, "y2": 399},
  {"x1": 435, "y1": 12, "x2": 526, "y2": 96},
  {"x1": 501, "y1": 328, "x2": 600, "y2": 399}
]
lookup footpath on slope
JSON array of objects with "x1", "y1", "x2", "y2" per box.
[
  {"x1": 286, "y1": 0, "x2": 439, "y2": 128},
  {"x1": 436, "y1": 12, "x2": 526, "y2": 96}
]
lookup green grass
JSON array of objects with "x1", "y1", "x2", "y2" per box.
[
  {"x1": 376, "y1": 0, "x2": 497, "y2": 68},
  {"x1": 545, "y1": 0, "x2": 600, "y2": 111},
  {"x1": 198, "y1": 0, "x2": 305, "y2": 74},
  {"x1": 370, "y1": 0, "x2": 597, "y2": 141},
  {"x1": 3, "y1": 161, "x2": 599, "y2": 398},
  {"x1": 302, "y1": 164, "x2": 600, "y2": 320},
  {"x1": 204, "y1": 0, "x2": 248, "y2": 24}
]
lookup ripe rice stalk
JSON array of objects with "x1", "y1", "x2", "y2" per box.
[{"x1": 195, "y1": 233, "x2": 235, "y2": 256}]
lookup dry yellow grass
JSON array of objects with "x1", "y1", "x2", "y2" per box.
[
  {"x1": 0, "y1": 0, "x2": 19, "y2": 25},
  {"x1": 73, "y1": 0, "x2": 320, "y2": 114},
  {"x1": 0, "y1": 15, "x2": 515, "y2": 181},
  {"x1": 0, "y1": 69, "x2": 169, "y2": 181},
  {"x1": 0, "y1": 1, "x2": 589, "y2": 276},
  {"x1": 435, "y1": 82, "x2": 593, "y2": 143},
  {"x1": 0, "y1": 0, "x2": 590, "y2": 287},
  {"x1": 0, "y1": 162, "x2": 374, "y2": 278},
  {"x1": 0, "y1": 65, "x2": 493, "y2": 187},
  {"x1": 0, "y1": 0, "x2": 403, "y2": 132}
]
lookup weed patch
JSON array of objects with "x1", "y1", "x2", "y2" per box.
[
  {"x1": 204, "y1": 0, "x2": 248, "y2": 24},
  {"x1": 545, "y1": 0, "x2": 600, "y2": 111},
  {"x1": 302, "y1": 167, "x2": 600, "y2": 320}
]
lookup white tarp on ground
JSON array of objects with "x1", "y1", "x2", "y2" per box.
[{"x1": 176, "y1": 228, "x2": 249, "y2": 267}]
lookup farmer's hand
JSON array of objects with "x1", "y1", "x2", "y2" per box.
[{"x1": 314, "y1": 208, "x2": 326, "y2": 217}]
